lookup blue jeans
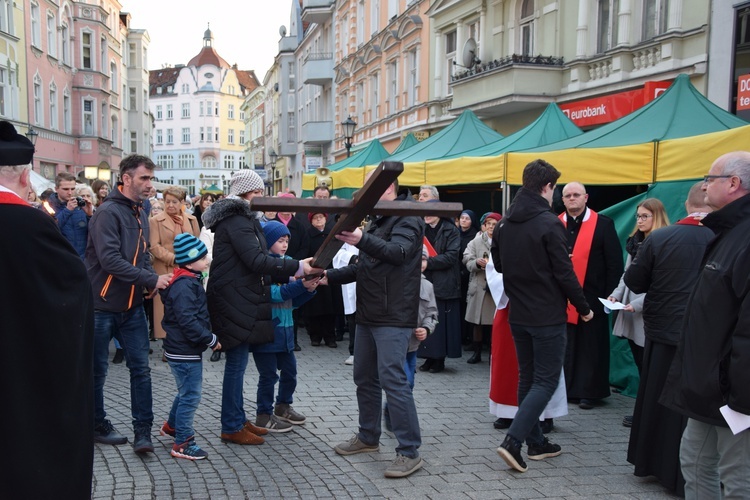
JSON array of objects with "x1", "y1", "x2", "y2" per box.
[
  {"x1": 221, "y1": 342, "x2": 250, "y2": 434},
  {"x1": 93, "y1": 306, "x2": 153, "y2": 431},
  {"x1": 354, "y1": 324, "x2": 421, "y2": 458},
  {"x1": 680, "y1": 418, "x2": 750, "y2": 499},
  {"x1": 167, "y1": 361, "x2": 203, "y2": 444},
  {"x1": 507, "y1": 323, "x2": 566, "y2": 447},
  {"x1": 405, "y1": 351, "x2": 417, "y2": 390},
  {"x1": 252, "y1": 351, "x2": 297, "y2": 415}
]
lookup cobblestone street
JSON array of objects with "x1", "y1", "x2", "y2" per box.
[{"x1": 93, "y1": 333, "x2": 677, "y2": 499}]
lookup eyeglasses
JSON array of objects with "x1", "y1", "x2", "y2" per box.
[
  {"x1": 635, "y1": 214, "x2": 653, "y2": 221},
  {"x1": 703, "y1": 174, "x2": 733, "y2": 184},
  {"x1": 563, "y1": 193, "x2": 585, "y2": 199}
]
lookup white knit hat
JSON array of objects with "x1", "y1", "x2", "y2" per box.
[{"x1": 229, "y1": 170, "x2": 264, "y2": 196}]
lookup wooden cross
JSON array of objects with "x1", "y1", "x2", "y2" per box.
[{"x1": 250, "y1": 161, "x2": 463, "y2": 269}]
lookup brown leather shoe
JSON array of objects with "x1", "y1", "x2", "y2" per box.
[
  {"x1": 244, "y1": 420, "x2": 269, "y2": 436},
  {"x1": 220, "y1": 427, "x2": 265, "y2": 445}
]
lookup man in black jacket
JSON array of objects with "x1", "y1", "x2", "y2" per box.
[
  {"x1": 491, "y1": 159, "x2": 592, "y2": 473},
  {"x1": 86, "y1": 154, "x2": 171, "y2": 454},
  {"x1": 660, "y1": 152, "x2": 750, "y2": 499},
  {"x1": 327, "y1": 176, "x2": 426, "y2": 479}
]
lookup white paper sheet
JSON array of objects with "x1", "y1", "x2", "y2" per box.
[
  {"x1": 720, "y1": 405, "x2": 750, "y2": 435},
  {"x1": 599, "y1": 297, "x2": 626, "y2": 313}
]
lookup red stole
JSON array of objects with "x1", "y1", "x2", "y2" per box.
[
  {"x1": 558, "y1": 209, "x2": 598, "y2": 324},
  {"x1": 0, "y1": 191, "x2": 30, "y2": 206}
]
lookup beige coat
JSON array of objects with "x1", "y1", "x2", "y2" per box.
[
  {"x1": 463, "y1": 231, "x2": 496, "y2": 325},
  {"x1": 149, "y1": 211, "x2": 199, "y2": 338}
]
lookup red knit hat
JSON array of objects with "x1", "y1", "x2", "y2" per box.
[{"x1": 308, "y1": 211, "x2": 327, "y2": 223}]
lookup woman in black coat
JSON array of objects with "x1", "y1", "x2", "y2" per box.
[
  {"x1": 458, "y1": 210, "x2": 479, "y2": 345},
  {"x1": 301, "y1": 212, "x2": 338, "y2": 347}
]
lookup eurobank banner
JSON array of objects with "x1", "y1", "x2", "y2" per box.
[{"x1": 559, "y1": 80, "x2": 671, "y2": 128}]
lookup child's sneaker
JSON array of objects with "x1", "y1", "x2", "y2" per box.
[
  {"x1": 170, "y1": 439, "x2": 208, "y2": 460},
  {"x1": 274, "y1": 403, "x2": 306, "y2": 425},
  {"x1": 159, "y1": 421, "x2": 176, "y2": 438},
  {"x1": 256, "y1": 413, "x2": 293, "y2": 433}
]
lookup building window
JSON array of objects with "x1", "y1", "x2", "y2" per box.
[
  {"x1": 0, "y1": 68, "x2": 6, "y2": 117},
  {"x1": 215, "y1": 102, "x2": 219, "y2": 116},
  {"x1": 111, "y1": 116, "x2": 118, "y2": 145},
  {"x1": 82, "y1": 32, "x2": 93, "y2": 69},
  {"x1": 83, "y1": 99, "x2": 94, "y2": 135},
  {"x1": 239, "y1": 129, "x2": 245, "y2": 145},
  {"x1": 199, "y1": 127, "x2": 204, "y2": 142},
  {"x1": 143, "y1": 89, "x2": 147, "y2": 111},
  {"x1": 228, "y1": 104, "x2": 235, "y2": 119},
  {"x1": 388, "y1": 0, "x2": 398, "y2": 20},
  {"x1": 33, "y1": 76, "x2": 43, "y2": 125},
  {"x1": 207, "y1": 101, "x2": 213, "y2": 116},
  {"x1": 181, "y1": 102, "x2": 190, "y2": 118},
  {"x1": 101, "y1": 102, "x2": 107, "y2": 137},
  {"x1": 158, "y1": 154, "x2": 174, "y2": 169},
  {"x1": 61, "y1": 23, "x2": 70, "y2": 65},
  {"x1": 100, "y1": 35, "x2": 106, "y2": 71},
  {"x1": 407, "y1": 50, "x2": 418, "y2": 108},
  {"x1": 129, "y1": 87, "x2": 136, "y2": 110},
  {"x1": 182, "y1": 127, "x2": 190, "y2": 144},
  {"x1": 63, "y1": 91, "x2": 71, "y2": 133},
  {"x1": 166, "y1": 104, "x2": 173, "y2": 119},
  {"x1": 110, "y1": 62, "x2": 117, "y2": 91},
  {"x1": 49, "y1": 84, "x2": 57, "y2": 130},
  {"x1": 370, "y1": 0, "x2": 380, "y2": 36},
  {"x1": 166, "y1": 128, "x2": 173, "y2": 144},
  {"x1": 215, "y1": 127, "x2": 220, "y2": 142},
  {"x1": 520, "y1": 0, "x2": 534, "y2": 56},
  {"x1": 357, "y1": 0, "x2": 365, "y2": 46},
  {"x1": 130, "y1": 131, "x2": 137, "y2": 153},
  {"x1": 129, "y1": 43, "x2": 136, "y2": 68},
  {"x1": 202, "y1": 156, "x2": 217, "y2": 169},
  {"x1": 178, "y1": 154, "x2": 193, "y2": 168},
  {"x1": 181, "y1": 83, "x2": 189, "y2": 93},
  {"x1": 371, "y1": 73, "x2": 380, "y2": 120},
  {"x1": 388, "y1": 61, "x2": 398, "y2": 113},
  {"x1": 156, "y1": 129, "x2": 163, "y2": 145},
  {"x1": 199, "y1": 101, "x2": 204, "y2": 116},
  {"x1": 445, "y1": 30, "x2": 456, "y2": 95},
  {"x1": 643, "y1": 0, "x2": 668, "y2": 40},
  {"x1": 228, "y1": 129, "x2": 234, "y2": 144},
  {"x1": 47, "y1": 12, "x2": 57, "y2": 57},
  {"x1": 0, "y1": 0, "x2": 14, "y2": 35},
  {"x1": 598, "y1": 0, "x2": 620, "y2": 53},
  {"x1": 356, "y1": 81, "x2": 365, "y2": 126},
  {"x1": 30, "y1": 2, "x2": 41, "y2": 48},
  {"x1": 240, "y1": 110, "x2": 246, "y2": 120},
  {"x1": 223, "y1": 155, "x2": 234, "y2": 169},
  {"x1": 207, "y1": 126, "x2": 213, "y2": 142},
  {"x1": 156, "y1": 105, "x2": 162, "y2": 120}
]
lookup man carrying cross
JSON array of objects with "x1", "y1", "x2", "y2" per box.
[{"x1": 324, "y1": 172, "x2": 426, "y2": 478}]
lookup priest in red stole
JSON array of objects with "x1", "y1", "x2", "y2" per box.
[{"x1": 559, "y1": 182, "x2": 623, "y2": 409}]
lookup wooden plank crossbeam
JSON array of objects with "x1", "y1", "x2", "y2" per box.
[{"x1": 249, "y1": 161, "x2": 463, "y2": 269}]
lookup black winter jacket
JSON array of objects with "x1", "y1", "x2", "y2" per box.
[
  {"x1": 326, "y1": 192, "x2": 425, "y2": 327},
  {"x1": 85, "y1": 187, "x2": 158, "y2": 312},
  {"x1": 661, "y1": 195, "x2": 750, "y2": 426},
  {"x1": 161, "y1": 269, "x2": 218, "y2": 361},
  {"x1": 424, "y1": 218, "x2": 461, "y2": 300},
  {"x1": 491, "y1": 188, "x2": 590, "y2": 326},
  {"x1": 624, "y1": 220, "x2": 713, "y2": 346},
  {"x1": 203, "y1": 198, "x2": 300, "y2": 350}
]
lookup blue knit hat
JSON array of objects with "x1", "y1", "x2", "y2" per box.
[
  {"x1": 262, "y1": 220, "x2": 291, "y2": 248},
  {"x1": 173, "y1": 233, "x2": 208, "y2": 266}
]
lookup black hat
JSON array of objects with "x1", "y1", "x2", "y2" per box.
[{"x1": 0, "y1": 121, "x2": 34, "y2": 166}]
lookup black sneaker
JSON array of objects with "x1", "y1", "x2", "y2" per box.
[
  {"x1": 493, "y1": 418, "x2": 513, "y2": 430},
  {"x1": 527, "y1": 438, "x2": 562, "y2": 461},
  {"x1": 622, "y1": 415, "x2": 633, "y2": 427},
  {"x1": 94, "y1": 419, "x2": 128, "y2": 445},
  {"x1": 540, "y1": 418, "x2": 554, "y2": 434},
  {"x1": 133, "y1": 429, "x2": 155, "y2": 454},
  {"x1": 497, "y1": 435, "x2": 527, "y2": 472},
  {"x1": 112, "y1": 349, "x2": 124, "y2": 364}
]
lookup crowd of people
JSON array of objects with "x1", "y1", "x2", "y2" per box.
[{"x1": 4, "y1": 114, "x2": 750, "y2": 497}]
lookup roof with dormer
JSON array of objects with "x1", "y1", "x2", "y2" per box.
[{"x1": 187, "y1": 46, "x2": 231, "y2": 69}]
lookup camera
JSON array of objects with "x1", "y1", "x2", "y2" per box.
[{"x1": 75, "y1": 196, "x2": 87, "y2": 208}]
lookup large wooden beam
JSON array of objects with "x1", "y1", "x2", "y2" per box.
[{"x1": 250, "y1": 197, "x2": 463, "y2": 218}]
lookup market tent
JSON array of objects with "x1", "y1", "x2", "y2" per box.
[
  {"x1": 425, "y1": 103, "x2": 583, "y2": 186},
  {"x1": 30, "y1": 170, "x2": 55, "y2": 194},
  {"x1": 390, "y1": 133, "x2": 420, "y2": 155},
  {"x1": 506, "y1": 74, "x2": 748, "y2": 184},
  {"x1": 200, "y1": 183, "x2": 223, "y2": 195}
]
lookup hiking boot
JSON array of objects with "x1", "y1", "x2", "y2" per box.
[
  {"x1": 171, "y1": 438, "x2": 208, "y2": 460},
  {"x1": 334, "y1": 435, "x2": 379, "y2": 456},
  {"x1": 527, "y1": 437, "x2": 562, "y2": 461},
  {"x1": 274, "y1": 404, "x2": 306, "y2": 425},
  {"x1": 93, "y1": 419, "x2": 128, "y2": 445},
  {"x1": 159, "y1": 421, "x2": 176, "y2": 438},
  {"x1": 220, "y1": 427, "x2": 265, "y2": 445},
  {"x1": 497, "y1": 435, "x2": 527, "y2": 472},
  {"x1": 244, "y1": 420, "x2": 269, "y2": 436},
  {"x1": 133, "y1": 429, "x2": 154, "y2": 454},
  {"x1": 384, "y1": 454, "x2": 424, "y2": 478},
  {"x1": 255, "y1": 414, "x2": 293, "y2": 433},
  {"x1": 112, "y1": 348, "x2": 124, "y2": 364}
]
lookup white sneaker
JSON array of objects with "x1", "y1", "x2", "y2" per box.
[{"x1": 344, "y1": 355, "x2": 354, "y2": 365}]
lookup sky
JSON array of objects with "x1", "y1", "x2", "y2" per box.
[{"x1": 122, "y1": 0, "x2": 294, "y2": 79}]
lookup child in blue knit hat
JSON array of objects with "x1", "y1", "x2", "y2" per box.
[
  {"x1": 249, "y1": 220, "x2": 319, "y2": 432},
  {"x1": 158, "y1": 232, "x2": 221, "y2": 460}
]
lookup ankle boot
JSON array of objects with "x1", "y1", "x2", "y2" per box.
[{"x1": 467, "y1": 342, "x2": 482, "y2": 364}]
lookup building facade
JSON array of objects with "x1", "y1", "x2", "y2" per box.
[{"x1": 149, "y1": 27, "x2": 258, "y2": 196}]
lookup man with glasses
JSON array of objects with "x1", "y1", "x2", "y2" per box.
[
  {"x1": 558, "y1": 182, "x2": 623, "y2": 410},
  {"x1": 86, "y1": 154, "x2": 172, "y2": 453},
  {"x1": 660, "y1": 151, "x2": 750, "y2": 498}
]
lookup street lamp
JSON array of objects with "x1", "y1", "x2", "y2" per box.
[
  {"x1": 268, "y1": 147, "x2": 278, "y2": 195},
  {"x1": 26, "y1": 126, "x2": 39, "y2": 147},
  {"x1": 341, "y1": 116, "x2": 357, "y2": 158}
]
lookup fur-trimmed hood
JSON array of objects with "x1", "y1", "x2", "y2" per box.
[{"x1": 201, "y1": 196, "x2": 260, "y2": 230}]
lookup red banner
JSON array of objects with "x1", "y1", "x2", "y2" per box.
[
  {"x1": 559, "y1": 80, "x2": 672, "y2": 127},
  {"x1": 737, "y1": 75, "x2": 750, "y2": 111}
]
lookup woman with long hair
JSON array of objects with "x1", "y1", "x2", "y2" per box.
[
  {"x1": 91, "y1": 180, "x2": 109, "y2": 209},
  {"x1": 192, "y1": 193, "x2": 216, "y2": 229}
]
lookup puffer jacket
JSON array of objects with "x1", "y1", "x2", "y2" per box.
[
  {"x1": 326, "y1": 191, "x2": 425, "y2": 327},
  {"x1": 202, "y1": 197, "x2": 300, "y2": 350},
  {"x1": 50, "y1": 193, "x2": 90, "y2": 259},
  {"x1": 86, "y1": 186, "x2": 158, "y2": 312},
  {"x1": 491, "y1": 187, "x2": 590, "y2": 326},
  {"x1": 160, "y1": 268, "x2": 218, "y2": 361},
  {"x1": 424, "y1": 217, "x2": 461, "y2": 300}
]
